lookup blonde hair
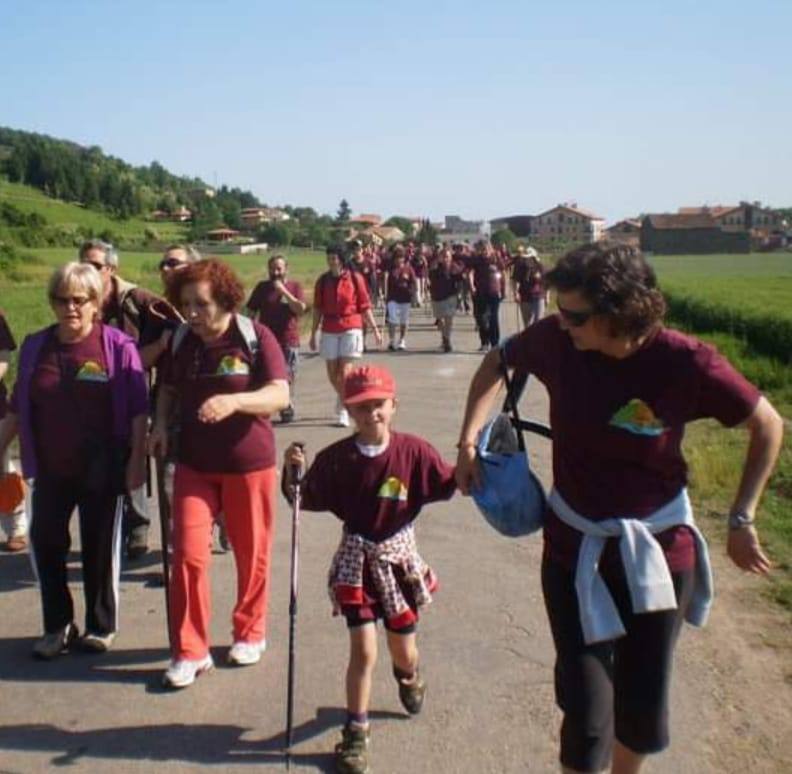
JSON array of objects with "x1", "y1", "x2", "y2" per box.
[{"x1": 48, "y1": 262, "x2": 103, "y2": 303}]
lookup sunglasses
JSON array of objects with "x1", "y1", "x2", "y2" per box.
[
  {"x1": 52, "y1": 295, "x2": 92, "y2": 309},
  {"x1": 557, "y1": 304, "x2": 596, "y2": 327},
  {"x1": 159, "y1": 258, "x2": 187, "y2": 271},
  {"x1": 84, "y1": 260, "x2": 109, "y2": 272}
]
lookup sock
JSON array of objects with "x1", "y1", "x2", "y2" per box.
[{"x1": 347, "y1": 711, "x2": 369, "y2": 728}]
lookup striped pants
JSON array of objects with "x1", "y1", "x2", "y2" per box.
[{"x1": 30, "y1": 475, "x2": 123, "y2": 635}]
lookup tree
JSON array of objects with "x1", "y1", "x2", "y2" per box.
[
  {"x1": 384, "y1": 216, "x2": 415, "y2": 237},
  {"x1": 415, "y1": 219, "x2": 437, "y2": 245},
  {"x1": 491, "y1": 227, "x2": 518, "y2": 251},
  {"x1": 337, "y1": 199, "x2": 351, "y2": 223}
]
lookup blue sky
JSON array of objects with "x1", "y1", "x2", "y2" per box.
[{"x1": 1, "y1": 0, "x2": 790, "y2": 222}]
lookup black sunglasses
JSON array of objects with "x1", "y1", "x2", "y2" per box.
[
  {"x1": 557, "y1": 304, "x2": 596, "y2": 327},
  {"x1": 159, "y1": 258, "x2": 187, "y2": 271},
  {"x1": 52, "y1": 295, "x2": 92, "y2": 308},
  {"x1": 84, "y1": 260, "x2": 108, "y2": 272}
]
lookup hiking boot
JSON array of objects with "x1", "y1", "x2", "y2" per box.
[
  {"x1": 227, "y1": 638, "x2": 267, "y2": 666},
  {"x1": 32, "y1": 622, "x2": 79, "y2": 660},
  {"x1": 397, "y1": 339, "x2": 407, "y2": 351},
  {"x1": 162, "y1": 654, "x2": 214, "y2": 689},
  {"x1": 126, "y1": 523, "x2": 149, "y2": 560},
  {"x1": 3, "y1": 535, "x2": 27, "y2": 553},
  {"x1": 334, "y1": 725, "x2": 370, "y2": 774},
  {"x1": 79, "y1": 631, "x2": 116, "y2": 653},
  {"x1": 395, "y1": 668, "x2": 427, "y2": 715}
]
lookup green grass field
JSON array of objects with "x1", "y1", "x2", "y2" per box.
[{"x1": 0, "y1": 179, "x2": 188, "y2": 242}]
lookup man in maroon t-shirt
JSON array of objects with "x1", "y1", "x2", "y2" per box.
[
  {"x1": 455, "y1": 242, "x2": 783, "y2": 774},
  {"x1": 246, "y1": 255, "x2": 307, "y2": 423},
  {"x1": 0, "y1": 310, "x2": 26, "y2": 552}
]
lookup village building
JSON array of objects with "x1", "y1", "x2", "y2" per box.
[
  {"x1": 640, "y1": 214, "x2": 750, "y2": 254},
  {"x1": 351, "y1": 213, "x2": 382, "y2": 227},
  {"x1": 239, "y1": 207, "x2": 291, "y2": 230},
  {"x1": 205, "y1": 227, "x2": 241, "y2": 243},
  {"x1": 532, "y1": 203, "x2": 605, "y2": 243},
  {"x1": 489, "y1": 215, "x2": 534, "y2": 238},
  {"x1": 605, "y1": 218, "x2": 641, "y2": 245}
]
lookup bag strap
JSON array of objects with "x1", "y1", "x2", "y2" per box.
[{"x1": 498, "y1": 345, "x2": 526, "y2": 452}]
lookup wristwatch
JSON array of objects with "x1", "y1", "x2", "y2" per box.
[{"x1": 728, "y1": 510, "x2": 755, "y2": 530}]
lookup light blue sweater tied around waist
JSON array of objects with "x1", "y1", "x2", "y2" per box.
[{"x1": 548, "y1": 488, "x2": 714, "y2": 645}]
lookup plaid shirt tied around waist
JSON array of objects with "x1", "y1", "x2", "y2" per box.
[{"x1": 328, "y1": 524, "x2": 436, "y2": 629}]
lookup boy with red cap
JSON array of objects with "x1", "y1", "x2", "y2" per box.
[{"x1": 283, "y1": 364, "x2": 456, "y2": 774}]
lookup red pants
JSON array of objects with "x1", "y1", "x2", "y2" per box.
[{"x1": 169, "y1": 464, "x2": 277, "y2": 660}]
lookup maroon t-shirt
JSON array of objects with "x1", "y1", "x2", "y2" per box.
[
  {"x1": 504, "y1": 317, "x2": 761, "y2": 571},
  {"x1": 411, "y1": 255, "x2": 428, "y2": 278},
  {"x1": 429, "y1": 266, "x2": 462, "y2": 302},
  {"x1": 246, "y1": 279, "x2": 305, "y2": 349},
  {"x1": 27, "y1": 323, "x2": 114, "y2": 478},
  {"x1": 471, "y1": 256, "x2": 505, "y2": 298},
  {"x1": 513, "y1": 259, "x2": 545, "y2": 298},
  {"x1": 386, "y1": 266, "x2": 417, "y2": 304},
  {"x1": 0, "y1": 311, "x2": 16, "y2": 420},
  {"x1": 162, "y1": 317, "x2": 288, "y2": 473},
  {"x1": 299, "y1": 432, "x2": 457, "y2": 541}
]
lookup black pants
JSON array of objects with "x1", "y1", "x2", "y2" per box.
[
  {"x1": 30, "y1": 474, "x2": 123, "y2": 635},
  {"x1": 542, "y1": 556, "x2": 694, "y2": 773},
  {"x1": 473, "y1": 295, "x2": 501, "y2": 347}
]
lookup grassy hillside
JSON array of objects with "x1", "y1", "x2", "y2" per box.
[{"x1": 0, "y1": 178, "x2": 187, "y2": 243}]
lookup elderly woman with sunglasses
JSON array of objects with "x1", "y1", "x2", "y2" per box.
[
  {"x1": 0, "y1": 263, "x2": 148, "y2": 659},
  {"x1": 455, "y1": 242, "x2": 783, "y2": 774}
]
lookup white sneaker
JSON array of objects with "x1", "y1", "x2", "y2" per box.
[
  {"x1": 227, "y1": 638, "x2": 267, "y2": 666},
  {"x1": 336, "y1": 408, "x2": 350, "y2": 427},
  {"x1": 397, "y1": 339, "x2": 407, "y2": 350},
  {"x1": 162, "y1": 654, "x2": 214, "y2": 689}
]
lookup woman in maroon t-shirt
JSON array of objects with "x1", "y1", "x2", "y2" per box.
[
  {"x1": 428, "y1": 247, "x2": 462, "y2": 352},
  {"x1": 456, "y1": 242, "x2": 783, "y2": 774},
  {"x1": 150, "y1": 259, "x2": 289, "y2": 689},
  {"x1": 0, "y1": 263, "x2": 148, "y2": 659}
]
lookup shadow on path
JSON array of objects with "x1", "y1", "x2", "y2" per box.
[{"x1": 0, "y1": 707, "x2": 405, "y2": 770}]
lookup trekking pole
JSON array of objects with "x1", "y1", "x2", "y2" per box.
[{"x1": 285, "y1": 443, "x2": 305, "y2": 769}]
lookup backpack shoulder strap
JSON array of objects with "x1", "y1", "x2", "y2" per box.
[
  {"x1": 170, "y1": 323, "x2": 191, "y2": 356},
  {"x1": 235, "y1": 314, "x2": 260, "y2": 359}
]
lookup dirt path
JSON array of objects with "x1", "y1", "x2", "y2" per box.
[{"x1": 0, "y1": 302, "x2": 789, "y2": 773}]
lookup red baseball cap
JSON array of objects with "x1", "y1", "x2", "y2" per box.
[{"x1": 343, "y1": 365, "x2": 396, "y2": 405}]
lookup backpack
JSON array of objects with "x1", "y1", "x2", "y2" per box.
[{"x1": 171, "y1": 314, "x2": 260, "y2": 362}]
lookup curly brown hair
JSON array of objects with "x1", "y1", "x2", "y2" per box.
[
  {"x1": 165, "y1": 258, "x2": 245, "y2": 312},
  {"x1": 545, "y1": 241, "x2": 666, "y2": 338}
]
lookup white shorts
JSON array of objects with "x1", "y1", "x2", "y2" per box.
[
  {"x1": 320, "y1": 329, "x2": 364, "y2": 360},
  {"x1": 386, "y1": 301, "x2": 411, "y2": 326}
]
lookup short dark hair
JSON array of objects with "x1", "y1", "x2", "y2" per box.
[
  {"x1": 546, "y1": 241, "x2": 666, "y2": 338},
  {"x1": 268, "y1": 254, "x2": 287, "y2": 266}
]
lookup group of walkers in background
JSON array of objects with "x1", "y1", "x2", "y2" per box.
[{"x1": 0, "y1": 235, "x2": 781, "y2": 774}]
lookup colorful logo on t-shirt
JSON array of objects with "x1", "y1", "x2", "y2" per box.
[
  {"x1": 216, "y1": 356, "x2": 250, "y2": 376},
  {"x1": 75, "y1": 360, "x2": 109, "y2": 383},
  {"x1": 609, "y1": 399, "x2": 665, "y2": 436},
  {"x1": 378, "y1": 476, "x2": 408, "y2": 502}
]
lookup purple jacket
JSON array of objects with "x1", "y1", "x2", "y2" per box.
[{"x1": 12, "y1": 323, "x2": 148, "y2": 479}]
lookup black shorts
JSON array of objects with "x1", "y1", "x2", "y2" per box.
[
  {"x1": 344, "y1": 607, "x2": 417, "y2": 635},
  {"x1": 541, "y1": 556, "x2": 694, "y2": 773}
]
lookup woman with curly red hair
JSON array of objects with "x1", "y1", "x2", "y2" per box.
[{"x1": 149, "y1": 259, "x2": 289, "y2": 689}]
